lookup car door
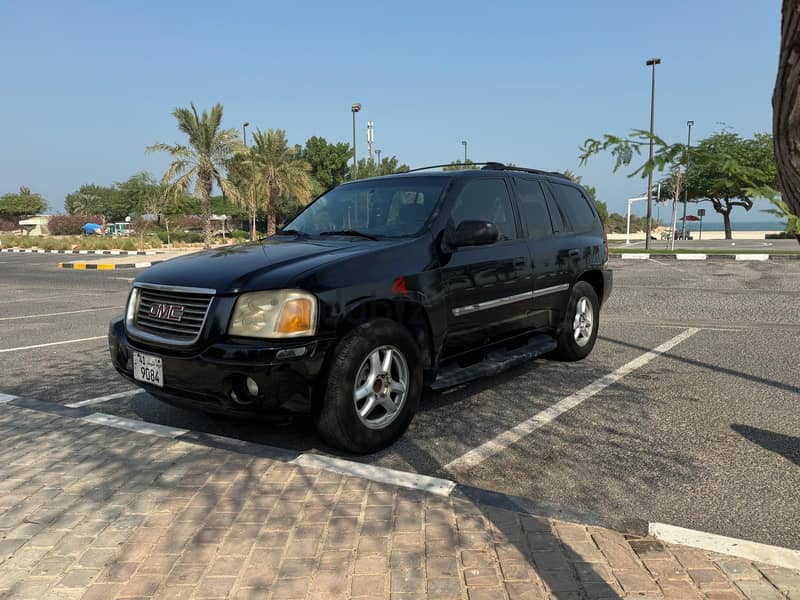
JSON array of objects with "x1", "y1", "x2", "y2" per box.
[
  {"x1": 512, "y1": 176, "x2": 571, "y2": 328},
  {"x1": 439, "y1": 177, "x2": 535, "y2": 359}
]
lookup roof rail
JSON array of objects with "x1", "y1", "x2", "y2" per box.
[
  {"x1": 397, "y1": 162, "x2": 570, "y2": 180},
  {"x1": 400, "y1": 162, "x2": 492, "y2": 173},
  {"x1": 484, "y1": 164, "x2": 570, "y2": 180}
]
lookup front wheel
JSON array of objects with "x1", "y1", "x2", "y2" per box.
[
  {"x1": 315, "y1": 319, "x2": 422, "y2": 453},
  {"x1": 553, "y1": 281, "x2": 600, "y2": 361}
]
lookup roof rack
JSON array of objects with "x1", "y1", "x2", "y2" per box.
[{"x1": 398, "y1": 162, "x2": 569, "y2": 180}]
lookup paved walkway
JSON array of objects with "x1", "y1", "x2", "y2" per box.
[{"x1": 0, "y1": 405, "x2": 797, "y2": 599}]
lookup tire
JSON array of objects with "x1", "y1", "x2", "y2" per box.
[
  {"x1": 315, "y1": 319, "x2": 422, "y2": 454},
  {"x1": 553, "y1": 281, "x2": 600, "y2": 361}
]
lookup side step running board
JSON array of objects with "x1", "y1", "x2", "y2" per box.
[{"x1": 430, "y1": 334, "x2": 558, "y2": 390}]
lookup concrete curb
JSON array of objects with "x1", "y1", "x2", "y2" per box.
[
  {"x1": 57, "y1": 261, "x2": 163, "y2": 270},
  {"x1": 611, "y1": 253, "x2": 800, "y2": 261},
  {"x1": 0, "y1": 248, "x2": 158, "y2": 255}
]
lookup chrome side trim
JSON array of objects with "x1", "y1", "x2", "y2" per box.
[
  {"x1": 451, "y1": 283, "x2": 570, "y2": 317},
  {"x1": 532, "y1": 283, "x2": 570, "y2": 298},
  {"x1": 452, "y1": 291, "x2": 534, "y2": 317}
]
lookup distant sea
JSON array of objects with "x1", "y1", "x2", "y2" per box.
[{"x1": 689, "y1": 220, "x2": 785, "y2": 232}]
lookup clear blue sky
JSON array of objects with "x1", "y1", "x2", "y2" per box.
[{"x1": 0, "y1": 0, "x2": 782, "y2": 223}]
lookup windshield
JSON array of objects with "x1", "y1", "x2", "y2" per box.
[{"x1": 282, "y1": 176, "x2": 449, "y2": 238}]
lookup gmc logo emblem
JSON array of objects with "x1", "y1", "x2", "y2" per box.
[{"x1": 148, "y1": 303, "x2": 185, "y2": 322}]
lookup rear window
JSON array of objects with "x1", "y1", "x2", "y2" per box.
[{"x1": 550, "y1": 183, "x2": 597, "y2": 232}]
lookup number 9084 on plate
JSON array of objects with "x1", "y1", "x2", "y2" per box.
[{"x1": 133, "y1": 351, "x2": 163, "y2": 387}]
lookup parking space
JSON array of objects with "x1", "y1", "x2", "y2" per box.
[{"x1": 1, "y1": 252, "x2": 798, "y2": 550}]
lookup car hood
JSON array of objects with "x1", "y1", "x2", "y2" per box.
[{"x1": 135, "y1": 238, "x2": 396, "y2": 294}]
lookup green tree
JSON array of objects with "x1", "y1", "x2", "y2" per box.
[
  {"x1": 0, "y1": 187, "x2": 47, "y2": 225},
  {"x1": 115, "y1": 172, "x2": 162, "y2": 216},
  {"x1": 147, "y1": 103, "x2": 241, "y2": 247},
  {"x1": 301, "y1": 136, "x2": 352, "y2": 193},
  {"x1": 752, "y1": 185, "x2": 800, "y2": 237},
  {"x1": 443, "y1": 159, "x2": 479, "y2": 171},
  {"x1": 227, "y1": 150, "x2": 262, "y2": 239},
  {"x1": 580, "y1": 129, "x2": 777, "y2": 239},
  {"x1": 351, "y1": 156, "x2": 410, "y2": 180},
  {"x1": 65, "y1": 184, "x2": 121, "y2": 219},
  {"x1": 248, "y1": 129, "x2": 314, "y2": 236},
  {"x1": 684, "y1": 132, "x2": 777, "y2": 239}
]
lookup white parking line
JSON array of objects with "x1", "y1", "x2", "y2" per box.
[
  {"x1": 81, "y1": 412, "x2": 188, "y2": 438},
  {"x1": 0, "y1": 336, "x2": 106, "y2": 354},
  {"x1": 444, "y1": 327, "x2": 701, "y2": 473},
  {"x1": 0, "y1": 307, "x2": 117, "y2": 321},
  {"x1": 649, "y1": 522, "x2": 800, "y2": 570},
  {"x1": 292, "y1": 453, "x2": 456, "y2": 496},
  {"x1": 66, "y1": 389, "x2": 145, "y2": 408}
]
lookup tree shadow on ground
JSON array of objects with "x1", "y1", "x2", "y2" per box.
[{"x1": 731, "y1": 424, "x2": 800, "y2": 466}]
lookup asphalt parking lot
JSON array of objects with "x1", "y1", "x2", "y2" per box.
[{"x1": 1, "y1": 251, "x2": 798, "y2": 551}]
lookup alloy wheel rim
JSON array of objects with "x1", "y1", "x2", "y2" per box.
[
  {"x1": 572, "y1": 296, "x2": 594, "y2": 347},
  {"x1": 353, "y1": 345, "x2": 409, "y2": 430}
]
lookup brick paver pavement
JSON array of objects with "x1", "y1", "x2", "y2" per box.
[{"x1": 0, "y1": 405, "x2": 797, "y2": 599}]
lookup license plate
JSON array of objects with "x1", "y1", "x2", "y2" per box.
[{"x1": 133, "y1": 352, "x2": 163, "y2": 388}]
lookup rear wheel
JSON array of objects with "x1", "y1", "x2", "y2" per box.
[
  {"x1": 553, "y1": 281, "x2": 599, "y2": 361},
  {"x1": 315, "y1": 319, "x2": 422, "y2": 453}
]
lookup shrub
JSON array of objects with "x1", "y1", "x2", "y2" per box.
[
  {"x1": 231, "y1": 230, "x2": 250, "y2": 240},
  {"x1": 48, "y1": 214, "x2": 104, "y2": 236},
  {"x1": 157, "y1": 230, "x2": 203, "y2": 243}
]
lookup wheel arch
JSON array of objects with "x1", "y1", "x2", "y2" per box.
[
  {"x1": 576, "y1": 269, "x2": 605, "y2": 305},
  {"x1": 335, "y1": 298, "x2": 435, "y2": 370}
]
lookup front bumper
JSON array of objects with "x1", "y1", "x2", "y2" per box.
[{"x1": 108, "y1": 316, "x2": 334, "y2": 416}]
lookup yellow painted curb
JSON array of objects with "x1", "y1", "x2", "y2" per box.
[
  {"x1": 96, "y1": 264, "x2": 116, "y2": 270},
  {"x1": 74, "y1": 263, "x2": 86, "y2": 270}
]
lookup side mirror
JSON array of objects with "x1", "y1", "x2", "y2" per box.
[{"x1": 447, "y1": 220, "x2": 499, "y2": 248}]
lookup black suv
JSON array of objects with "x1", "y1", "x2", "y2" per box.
[{"x1": 109, "y1": 163, "x2": 612, "y2": 453}]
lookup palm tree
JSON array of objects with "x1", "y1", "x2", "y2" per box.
[
  {"x1": 147, "y1": 103, "x2": 241, "y2": 248},
  {"x1": 226, "y1": 150, "x2": 261, "y2": 241},
  {"x1": 248, "y1": 129, "x2": 313, "y2": 235}
]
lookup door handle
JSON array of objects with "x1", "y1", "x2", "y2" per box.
[{"x1": 567, "y1": 249, "x2": 580, "y2": 257}]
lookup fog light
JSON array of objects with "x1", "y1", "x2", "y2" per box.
[{"x1": 246, "y1": 377, "x2": 259, "y2": 397}]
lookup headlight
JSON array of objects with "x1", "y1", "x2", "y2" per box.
[{"x1": 228, "y1": 290, "x2": 317, "y2": 338}]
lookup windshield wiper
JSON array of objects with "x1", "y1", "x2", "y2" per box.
[
  {"x1": 275, "y1": 228, "x2": 309, "y2": 237},
  {"x1": 318, "y1": 229, "x2": 378, "y2": 241}
]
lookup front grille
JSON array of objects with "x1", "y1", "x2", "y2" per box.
[{"x1": 132, "y1": 286, "x2": 214, "y2": 343}]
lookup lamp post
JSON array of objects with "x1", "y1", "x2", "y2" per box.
[
  {"x1": 351, "y1": 103, "x2": 361, "y2": 178},
  {"x1": 242, "y1": 122, "x2": 249, "y2": 147},
  {"x1": 644, "y1": 57, "x2": 661, "y2": 250},
  {"x1": 461, "y1": 140, "x2": 468, "y2": 163},
  {"x1": 375, "y1": 149, "x2": 381, "y2": 169},
  {"x1": 681, "y1": 120, "x2": 694, "y2": 239}
]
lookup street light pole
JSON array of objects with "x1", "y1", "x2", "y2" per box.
[
  {"x1": 242, "y1": 122, "x2": 249, "y2": 147},
  {"x1": 681, "y1": 120, "x2": 694, "y2": 239},
  {"x1": 462, "y1": 140, "x2": 468, "y2": 163},
  {"x1": 644, "y1": 57, "x2": 661, "y2": 250},
  {"x1": 351, "y1": 103, "x2": 361, "y2": 178},
  {"x1": 375, "y1": 149, "x2": 381, "y2": 167}
]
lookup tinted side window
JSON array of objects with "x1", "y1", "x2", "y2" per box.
[
  {"x1": 450, "y1": 179, "x2": 516, "y2": 241},
  {"x1": 516, "y1": 179, "x2": 554, "y2": 240},
  {"x1": 551, "y1": 183, "x2": 596, "y2": 232}
]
